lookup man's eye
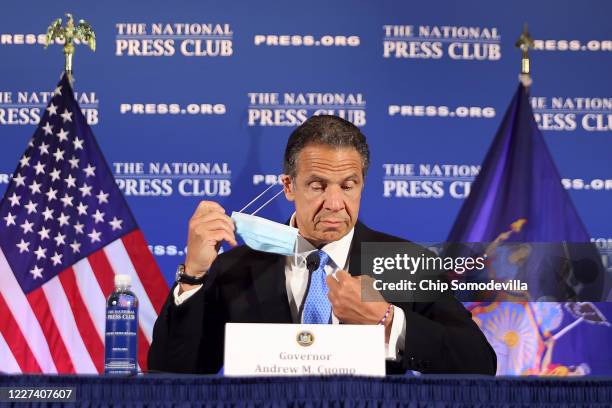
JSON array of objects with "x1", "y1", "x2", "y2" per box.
[
  {"x1": 342, "y1": 182, "x2": 356, "y2": 191},
  {"x1": 310, "y1": 183, "x2": 324, "y2": 191}
]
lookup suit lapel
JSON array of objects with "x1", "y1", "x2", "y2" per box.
[
  {"x1": 348, "y1": 221, "x2": 370, "y2": 277},
  {"x1": 249, "y1": 253, "x2": 293, "y2": 323}
]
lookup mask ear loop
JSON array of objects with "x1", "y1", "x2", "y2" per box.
[
  {"x1": 237, "y1": 182, "x2": 280, "y2": 213},
  {"x1": 250, "y1": 189, "x2": 285, "y2": 216}
]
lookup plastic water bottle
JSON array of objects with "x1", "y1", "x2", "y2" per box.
[{"x1": 104, "y1": 274, "x2": 138, "y2": 375}]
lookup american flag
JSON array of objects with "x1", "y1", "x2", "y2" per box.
[{"x1": 0, "y1": 74, "x2": 168, "y2": 374}]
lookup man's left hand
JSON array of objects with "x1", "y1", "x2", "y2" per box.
[{"x1": 327, "y1": 270, "x2": 394, "y2": 341}]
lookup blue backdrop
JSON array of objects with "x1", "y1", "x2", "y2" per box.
[{"x1": 1, "y1": 0, "x2": 610, "y2": 375}]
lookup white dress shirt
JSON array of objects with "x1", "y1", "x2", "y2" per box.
[{"x1": 174, "y1": 214, "x2": 406, "y2": 360}]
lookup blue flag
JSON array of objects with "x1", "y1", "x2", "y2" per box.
[
  {"x1": 447, "y1": 84, "x2": 611, "y2": 375},
  {"x1": 449, "y1": 84, "x2": 593, "y2": 243}
]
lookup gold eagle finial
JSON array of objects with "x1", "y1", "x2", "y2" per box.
[{"x1": 45, "y1": 13, "x2": 96, "y2": 82}]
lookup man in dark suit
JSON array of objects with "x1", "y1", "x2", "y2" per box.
[{"x1": 148, "y1": 115, "x2": 497, "y2": 375}]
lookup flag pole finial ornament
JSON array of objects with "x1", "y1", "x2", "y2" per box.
[
  {"x1": 515, "y1": 23, "x2": 534, "y2": 88},
  {"x1": 44, "y1": 13, "x2": 96, "y2": 83}
]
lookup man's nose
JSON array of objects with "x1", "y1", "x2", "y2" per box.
[{"x1": 323, "y1": 186, "x2": 345, "y2": 211}]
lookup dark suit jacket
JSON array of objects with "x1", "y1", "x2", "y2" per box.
[{"x1": 148, "y1": 221, "x2": 497, "y2": 375}]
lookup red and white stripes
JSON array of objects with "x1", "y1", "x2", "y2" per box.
[{"x1": 0, "y1": 229, "x2": 167, "y2": 374}]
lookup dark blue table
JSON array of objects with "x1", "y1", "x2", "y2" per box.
[{"x1": 1, "y1": 374, "x2": 611, "y2": 407}]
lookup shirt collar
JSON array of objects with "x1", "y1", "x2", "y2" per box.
[{"x1": 289, "y1": 212, "x2": 354, "y2": 269}]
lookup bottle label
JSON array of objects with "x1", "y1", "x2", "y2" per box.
[{"x1": 104, "y1": 297, "x2": 138, "y2": 375}]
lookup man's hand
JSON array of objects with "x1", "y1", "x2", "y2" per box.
[
  {"x1": 326, "y1": 270, "x2": 394, "y2": 342},
  {"x1": 181, "y1": 201, "x2": 237, "y2": 291}
]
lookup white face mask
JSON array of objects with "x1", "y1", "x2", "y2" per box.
[{"x1": 231, "y1": 183, "x2": 299, "y2": 256}]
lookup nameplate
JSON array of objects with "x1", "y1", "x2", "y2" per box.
[{"x1": 224, "y1": 323, "x2": 385, "y2": 377}]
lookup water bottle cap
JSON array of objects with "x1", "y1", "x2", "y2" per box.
[{"x1": 114, "y1": 274, "x2": 131, "y2": 287}]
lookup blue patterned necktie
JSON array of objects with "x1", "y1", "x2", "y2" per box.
[{"x1": 302, "y1": 250, "x2": 332, "y2": 324}]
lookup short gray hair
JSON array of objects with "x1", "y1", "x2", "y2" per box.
[{"x1": 283, "y1": 115, "x2": 370, "y2": 177}]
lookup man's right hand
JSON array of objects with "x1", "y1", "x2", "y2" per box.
[{"x1": 183, "y1": 201, "x2": 237, "y2": 283}]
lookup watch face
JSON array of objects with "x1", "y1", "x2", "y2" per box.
[{"x1": 175, "y1": 264, "x2": 186, "y2": 282}]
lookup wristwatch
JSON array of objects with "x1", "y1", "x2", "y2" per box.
[{"x1": 175, "y1": 263, "x2": 207, "y2": 285}]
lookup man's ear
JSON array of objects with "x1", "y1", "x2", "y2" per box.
[{"x1": 281, "y1": 174, "x2": 295, "y2": 201}]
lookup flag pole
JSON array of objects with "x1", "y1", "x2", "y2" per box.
[
  {"x1": 44, "y1": 13, "x2": 96, "y2": 84},
  {"x1": 515, "y1": 23, "x2": 534, "y2": 88}
]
